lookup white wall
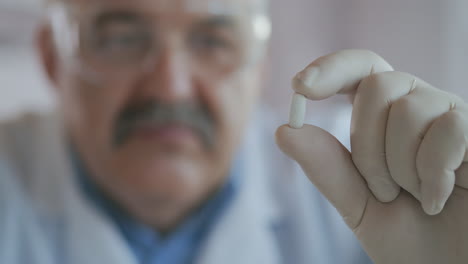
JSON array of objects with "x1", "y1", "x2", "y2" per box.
[
  {"x1": 0, "y1": 0, "x2": 53, "y2": 118},
  {"x1": 267, "y1": 0, "x2": 468, "y2": 110},
  {"x1": 0, "y1": 47, "x2": 54, "y2": 119}
]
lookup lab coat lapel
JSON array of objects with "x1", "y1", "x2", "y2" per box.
[
  {"x1": 30, "y1": 113, "x2": 137, "y2": 264},
  {"x1": 195, "y1": 121, "x2": 284, "y2": 264}
]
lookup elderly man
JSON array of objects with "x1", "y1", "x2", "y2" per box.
[{"x1": 2, "y1": 0, "x2": 468, "y2": 263}]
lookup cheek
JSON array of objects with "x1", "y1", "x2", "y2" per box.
[
  {"x1": 60, "y1": 72, "x2": 135, "y2": 154},
  {"x1": 200, "y1": 72, "x2": 261, "y2": 151},
  {"x1": 219, "y1": 75, "x2": 260, "y2": 128}
]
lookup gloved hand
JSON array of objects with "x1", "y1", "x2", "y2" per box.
[{"x1": 276, "y1": 50, "x2": 468, "y2": 264}]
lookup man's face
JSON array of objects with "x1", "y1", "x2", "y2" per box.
[{"x1": 45, "y1": 0, "x2": 268, "y2": 214}]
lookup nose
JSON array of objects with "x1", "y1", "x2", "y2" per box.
[{"x1": 140, "y1": 45, "x2": 194, "y2": 103}]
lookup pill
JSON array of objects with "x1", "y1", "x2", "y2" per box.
[{"x1": 289, "y1": 93, "x2": 307, "y2": 129}]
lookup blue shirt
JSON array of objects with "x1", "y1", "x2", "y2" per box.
[{"x1": 72, "y1": 150, "x2": 242, "y2": 264}]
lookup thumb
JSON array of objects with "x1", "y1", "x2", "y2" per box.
[{"x1": 276, "y1": 124, "x2": 371, "y2": 229}]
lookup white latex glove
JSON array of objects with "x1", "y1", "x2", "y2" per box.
[{"x1": 276, "y1": 50, "x2": 468, "y2": 264}]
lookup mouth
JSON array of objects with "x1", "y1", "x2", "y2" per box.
[{"x1": 130, "y1": 121, "x2": 201, "y2": 147}]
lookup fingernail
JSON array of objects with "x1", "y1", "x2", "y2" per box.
[
  {"x1": 423, "y1": 199, "x2": 444, "y2": 216},
  {"x1": 293, "y1": 67, "x2": 320, "y2": 90}
]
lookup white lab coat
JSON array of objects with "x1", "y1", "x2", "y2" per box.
[{"x1": 0, "y1": 110, "x2": 371, "y2": 264}]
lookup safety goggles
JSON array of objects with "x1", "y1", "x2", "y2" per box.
[{"x1": 48, "y1": 0, "x2": 271, "y2": 82}]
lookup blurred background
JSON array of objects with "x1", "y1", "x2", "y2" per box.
[{"x1": 1, "y1": 0, "x2": 467, "y2": 126}]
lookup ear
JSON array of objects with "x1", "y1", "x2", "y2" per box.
[{"x1": 36, "y1": 22, "x2": 59, "y2": 88}]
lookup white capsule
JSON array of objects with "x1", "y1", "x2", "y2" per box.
[{"x1": 289, "y1": 93, "x2": 307, "y2": 129}]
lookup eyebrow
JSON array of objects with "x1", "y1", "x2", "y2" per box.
[
  {"x1": 93, "y1": 11, "x2": 239, "y2": 31},
  {"x1": 194, "y1": 15, "x2": 237, "y2": 30},
  {"x1": 94, "y1": 10, "x2": 142, "y2": 27}
]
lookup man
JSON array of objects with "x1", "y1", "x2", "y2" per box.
[{"x1": 1, "y1": 0, "x2": 467, "y2": 264}]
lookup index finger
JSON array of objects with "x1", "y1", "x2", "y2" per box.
[{"x1": 293, "y1": 49, "x2": 394, "y2": 100}]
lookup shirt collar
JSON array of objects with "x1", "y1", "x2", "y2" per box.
[{"x1": 71, "y1": 147, "x2": 243, "y2": 263}]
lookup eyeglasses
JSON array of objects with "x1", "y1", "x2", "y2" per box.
[{"x1": 48, "y1": 1, "x2": 271, "y2": 82}]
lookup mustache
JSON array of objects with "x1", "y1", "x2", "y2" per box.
[{"x1": 113, "y1": 101, "x2": 216, "y2": 149}]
